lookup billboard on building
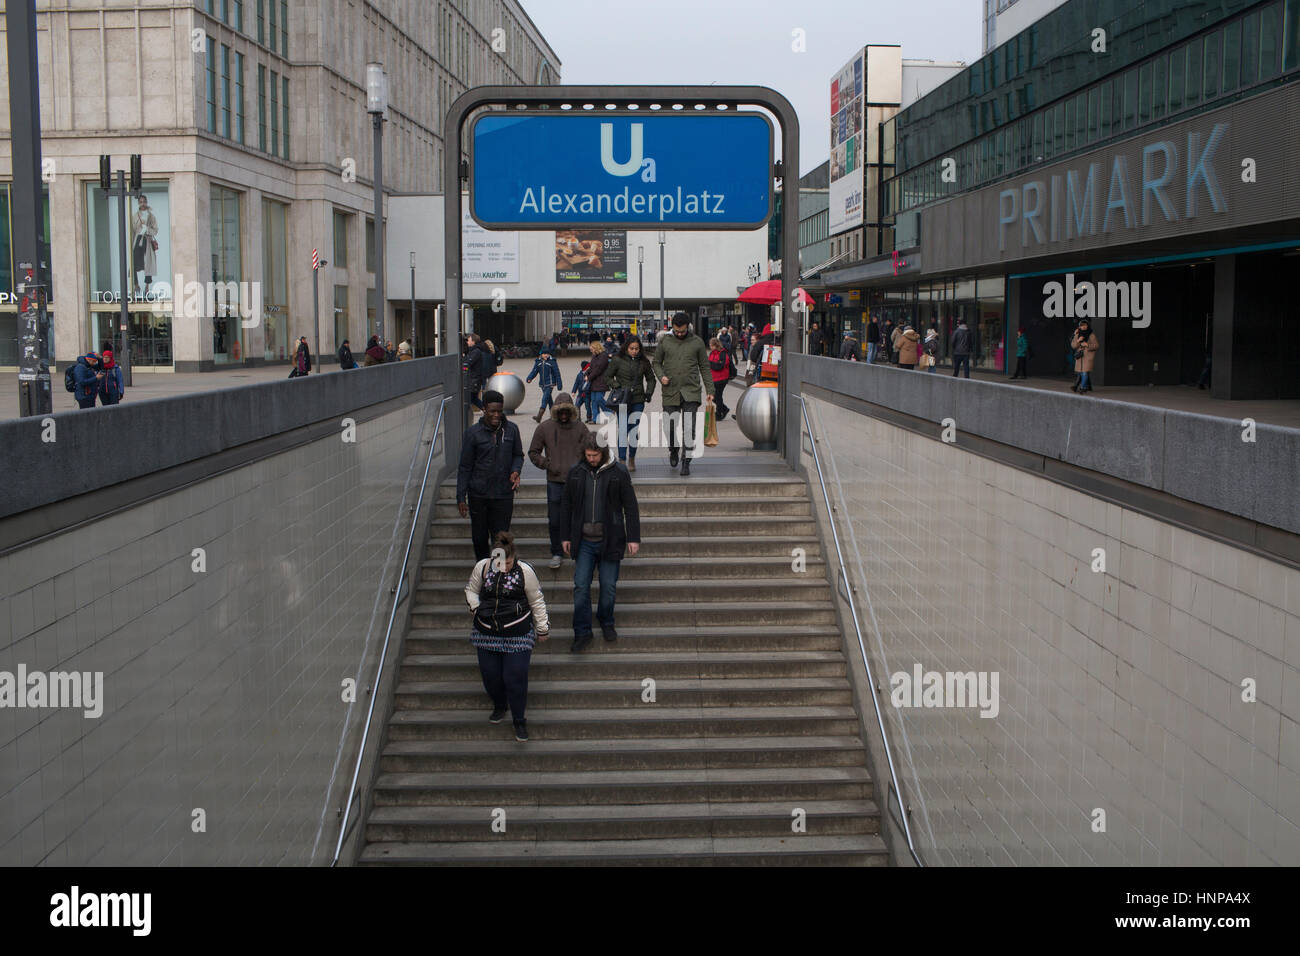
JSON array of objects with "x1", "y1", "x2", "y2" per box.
[
  {"x1": 829, "y1": 50, "x2": 865, "y2": 235},
  {"x1": 462, "y1": 206, "x2": 519, "y2": 282},
  {"x1": 555, "y1": 229, "x2": 628, "y2": 282}
]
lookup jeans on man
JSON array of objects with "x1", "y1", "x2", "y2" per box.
[
  {"x1": 1080, "y1": 371, "x2": 1092, "y2": 390},
  {"x1": 867, "y1": 342, "x2": 878, "y2": 364},
  {"x1": 619, "y1": 402, "x2": 645, "y2": 461},
  {"x1": 666, "y1": 401, "x2": 701, "y2": 460},
  {"x1": 952, "y1": 354, "x2": 971, "y2": 378},
  {"x1": 590, "y1": 390, "x2": 609, "y2": 423},
  {"x1": 573, "y1": 538, "x2": 621, "y2": 635},
  {"x1": 468, "y1": 495, "x2": 514, "y2": 561},
  {"x1": 537, "y1": 386, "x2": 554, "y2": 416},
  {"x1": 546, "y1": 481, "x2": 565, "y2": 557},
  {"x1": 476, "y1": 647, "x2": 532, "y2": 720}
]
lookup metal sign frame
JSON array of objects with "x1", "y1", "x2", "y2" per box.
[
  {"x1": 444, "y1": 85, "x2": 801, "y2": 457},
  {"x1": 466, "y1": 109, "x2": 777, "y2": 231}
]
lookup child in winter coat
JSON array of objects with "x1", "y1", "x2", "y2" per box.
[
  {"x1": 526, "y1": 350, "x2": 563, "y2": 422},
  {"x1": 571, "y1": 360, "x2": 593, "y2": 422}
]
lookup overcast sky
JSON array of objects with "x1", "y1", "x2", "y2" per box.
[{"x1": 519, "y1": 0, "x2": 982, "y2": 177}]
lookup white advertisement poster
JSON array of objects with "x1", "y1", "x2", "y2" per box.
[
  {"x1": 462, "y1": 206, "x2": 519, "y2": 282},
  {"x1": 828, "y1": 49, "x2": 865, "y2": 235}
]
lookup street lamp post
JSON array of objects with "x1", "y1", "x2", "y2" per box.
[
  {"x1": 312, "y1": 257, "x2": 328, "y2": 372},
  {"x1": 637, "y1": 245, "x2": 644, "y2": 330},
  {"x1": 409, "y1": 251, "x2": 416, "y2": 356},
  {"x1": 366, "y1": 63, "x2": 388, "y2": 347},
  {"x1": 658, "y1": 231, "x2": 666, "y2": 327}
]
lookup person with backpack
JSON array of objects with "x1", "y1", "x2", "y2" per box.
[
  {"x1": 708, "y1": 336, "x2": 735, "y2": 420},
  {"x1": 525, "y1": 348, "x2": 563, "y2": 423},
  {"x1": 606, "y1": 335, "x2": 657, "y2": 469},
  {"x1": 68, "y1": 353, "x2": 105, "y2": 409},
  {"x1": 98, "y1": 346, "x2": 125, "y2": 405},
  {"x1": 464, "y1": 530, "x2": 549, "y2": 742},
  {"x1": 529, "y1": 392, "x2": 593, "y2": 568}
]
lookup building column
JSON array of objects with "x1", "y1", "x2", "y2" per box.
[
  {"x1": 1090, "y1": 269, "x2": 1106, "y2": 387},
  {"x1": 1211, "y1": 254, "x2": 1234, "y2": 399}
]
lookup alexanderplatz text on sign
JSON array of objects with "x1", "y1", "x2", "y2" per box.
[{"x1": 443, "y1": 85, "x2": 801, "y2": 455}]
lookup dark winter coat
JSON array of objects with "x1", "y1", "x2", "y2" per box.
[
  {"x1": 464, "y1": 343, "x2": 489, "y2": 386},
  {"x1": 338, "y1": 344, "x2": 357, "y2": 369},
  {"x1": 607, "y1": 352, "x2": 656, "y2": 404},
  {"x1": 526, "y1": 354, "x2": 563, "y2": 390},
  {"x1": 586, "y1": 350, "x2": 612, "y2": 393},
  {"x1": 528, "y1": 395, "x2": 592, "y2": 483},
  {"x1": 295, "y1": 342, "x2": 312, "y2": 374},
  {"x1": 808, "y1": 328, "x2": 825, "y2": 355},
  {"x1": 456, "y1": 416, "x2": 524, "y2": 503},
  {"x1": 560, "y1": 448, "x2": 641, "y2": 563},
  {"x1": 951, "y1": 324, "x2": 973, "y2": 356},
  {"x1": 72, "y1": 356, "x2": 101, "y2": 402},
  {"x1": 653, "y1": 331, "x2": 711, "y2": 406}
]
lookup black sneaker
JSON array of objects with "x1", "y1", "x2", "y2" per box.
[
  {"x1": 602, "y1": 625, "x2": 618, "y2": 643},
  {"x1": 669, "y1": 449, "x2": 680, "y2": 468},
  {"x1": 680, "y1": 459, "x2": 691, "y2": 477},
  {"x1": 489, "y1": 707, "x2": 509, "y2": 723},
  {"x1": 514, "y1": 721, "x2": 529, "y2": 742},
  {"x1": 571, "y1": 632, "x2": 594, "y2": 653}
]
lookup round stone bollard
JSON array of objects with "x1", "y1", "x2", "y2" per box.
[
  {"x1": 487, "y1": 371, "x2": 526, "y2": 413},
  {"x1": 736, "y1": 382, "x2": 779, "y2": 450}
]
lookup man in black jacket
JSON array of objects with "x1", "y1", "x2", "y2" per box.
[
  {"x1": 457, "y1": 391, "x2": 524, "y2": 561},
  {"x1": 808, "y1": 322, "x2": 824, "y2": 357},
  {"x1": 560, "y1": 433, "x2": 641, "y2": 652}
]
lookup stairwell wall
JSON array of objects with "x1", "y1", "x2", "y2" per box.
[
  {"x1": 0, "y1": 357, "x2": 462, "y2": 865},
  {"x1": 789, "y1": 355, "x2": 1300, "y2": 865}
]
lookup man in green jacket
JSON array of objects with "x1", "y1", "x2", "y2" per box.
[{"x1": 651, "y1": 312, "x2": 711, "y2": 476}]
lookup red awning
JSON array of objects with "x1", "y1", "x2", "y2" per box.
[{"x1": 737, "y1": 279, "x2": 814, "y2": 306}]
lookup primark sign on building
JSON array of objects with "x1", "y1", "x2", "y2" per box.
[{"x1": 921, "y1": 84, "x2": 1300, "y2": 272}]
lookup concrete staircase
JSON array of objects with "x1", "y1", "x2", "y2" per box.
[{"x1": 357, "y1": 475, "x2": 887, "y2": 865}]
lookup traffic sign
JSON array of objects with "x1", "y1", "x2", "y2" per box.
[{"x1": 470, "y1": 112, "x2": 773, "y2": 229}]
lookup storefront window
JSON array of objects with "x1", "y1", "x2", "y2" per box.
[
  {"x1": 975, "y1": 276, "x2": 1006, "y2": 372},
  {"x1": 210, "y1": 184, "x2": 243, "y2": 364},
  {"x1": 85, "y1": 181, "x2": 172, "y2": 366},
  {"x1": 262, "y1": 198, "x2": 288, "y2": 360}
]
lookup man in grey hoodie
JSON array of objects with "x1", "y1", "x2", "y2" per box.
[{"x1": 528, "y1": 392, "x2": 593, "y2": 569}]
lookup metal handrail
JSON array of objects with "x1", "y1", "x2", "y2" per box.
[
  {"x1": 331, "y1": 394, "x2": 452, "y2": 866},
  {"x1": 799, "y1": 395, "x2": 923, "y2": 867}
]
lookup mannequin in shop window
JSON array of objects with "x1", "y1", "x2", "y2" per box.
[{"x1": 132, "y1": 195, "x2": 159, "y2": 297}]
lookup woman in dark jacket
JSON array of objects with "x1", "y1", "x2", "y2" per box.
[
  {"x1": 293, "y1": 337, "x2": 312, "y2": 376},
  {"x1": 606, "y1": 335, "x2": 656, "y2": 469},
  {"x1": 584, "y1": 338, "x2": 612, "y2": 424},
  {"x1": 363, "y1": 335, "x2": 385, "y2": 366},
  {"x1": 338, "y1": 339, "x2": 357, "y2": 369},
  {"x1": 464, "y1": 531, "x2": 549, "y2": 742}
]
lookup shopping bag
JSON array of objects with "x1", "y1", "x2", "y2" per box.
[{"x1": 704, "y1": 402, "x2": 719, "y2": 447}]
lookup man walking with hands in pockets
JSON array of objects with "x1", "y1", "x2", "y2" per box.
[{"x1": 651, "y1": 312, "x2": 711, "y2": 476}]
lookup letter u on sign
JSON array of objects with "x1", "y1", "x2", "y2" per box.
[{"x1": 601, "y1": 123, "x2": 643, "y2": 177}]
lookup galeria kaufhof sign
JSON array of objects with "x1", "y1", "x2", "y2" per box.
[{"x1": 470, "y1": 113, "x2": 774, "y2": 229}]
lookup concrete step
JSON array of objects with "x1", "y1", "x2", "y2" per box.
[
  {"x1": 399, "y1": 650, "x2": 848, "y2": 682},
  {"x1": 392, "y1": 677, "x2": 854, "y2": 710},
  {"x1": 379, "y1": 735, "x2": 868, "y2": 773},
  {"x1": 427, "y1": 515, "x2": 818, "y2": 538},
  {"x1": 371, "y1": 765, "x2": 875, "y2": 806},
  {"x1": 427, "y1": 535, "x2": 824, "y2": 560},
  {"x1": 403, "y1": 624, "x2": 845, "y2": 655},
  {"x1": 436, "y1": 479, "x2": 809, "y2": 500},
  {"x1": 420, "y1": 555, "x2": 827, "y2": 582},
  {"x1": 414, "y1": 577, "x2": 833, "y2": 605},
  {"x1": 410, "y1": 601, "x2": 838, "y2": 629},
  {"x1": 385, "y1": 705, "x2": 864, "y2": 741},
  {"x1": 359, "y1": 834, "x2": 889, "y2": 866},
  {"x1": 433, "y1": 496, "x2": 812, "y2": 519},
  {"x1": 364, "y1": 799, "x2": 881, "y2": 843}
]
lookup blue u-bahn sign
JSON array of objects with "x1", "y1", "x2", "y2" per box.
[{"x1": 470, "y1": 112, "x2": 773, "y2": 229}]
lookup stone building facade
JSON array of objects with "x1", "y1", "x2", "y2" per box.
[{"x1": 0, "y1": 0, "x2": 560, "y2": 370}]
